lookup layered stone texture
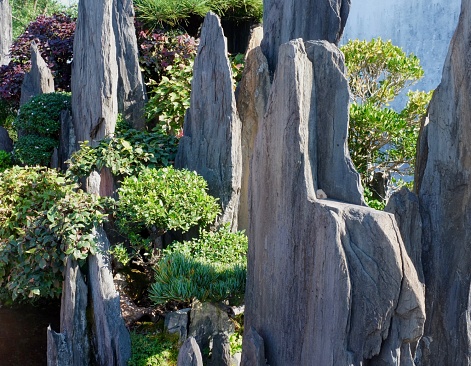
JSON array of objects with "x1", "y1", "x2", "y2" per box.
[
  {"x1": 112, "y1": 0, "x2": 146, "y2": 129},
  {"x1": 261, "y1": 0, "x2": 351, "y2": 72},
  {"x1": 414, "y1": 0, "x2": 471, "y2": 363},
  {"x1": 176, "y1": 13, "x2": 242, "y2": 230},
  {"x1": 0, "y1": 0, "x2": 11, "y2": 66},
  {"x1": 20, "y1": 41, "x2": 55, "y2": 106},
  {"x1": 242, "y1": 39, "x2": 425, "y2": 365}
]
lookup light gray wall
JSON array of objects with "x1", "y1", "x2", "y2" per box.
[{"x1": 342, "y1": 0, "x2": 461, "y2": 108}]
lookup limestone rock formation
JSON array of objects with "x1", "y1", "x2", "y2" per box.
[
  {"x1": 177, "y1": 337, "x2": 203, "y2": 366},
  {"x1": 261, "y1": 0, "x2": 351, "y2": 72},
  {"x1": 236, "y1": 46, "x2": 270, "y2": 231},
  {"x1": 20, "y1": 41, "x2": 55, "y2": 106},
  {"x1": 414, "y1": 0, "x2": 471, "y2": 363},
  {"x1": 175, "y1": 12, "x2": 242, "y2": 230},
  {"x1": 72, "y1": 0, "x2": 118, "y2": 146},
  {"x1": 242, "y1": 40, "x2": 424, "y2": 365},
  {"x1": 0, "y1": 0, "x2": 11, "y2": 66},
  {"x1": 49, "y1": 1, "x2": 131, "y2": 365},
  {"x1": 112, "y1": 0, "x2": 146, "y2": 129},
  {"x1": 0, "y1": 126, "x2": 13, "y2": 152}
]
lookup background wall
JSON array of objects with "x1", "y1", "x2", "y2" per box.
[{"x1": 341, "y1": 0, "x2": 461, "y2": 107}]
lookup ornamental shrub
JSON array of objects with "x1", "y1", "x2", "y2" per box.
[
  {"x1": 13, "y1": 134, "x2": 58, "y2": 166},
  {"x1": 0, "y1": 150, "x2": 12, "y2": 172},
  {"x1": 116, "y1": 166, "x2": 220, "y2": 237},
  {"x1": 0, "y1": 14, "x2": 75, "y2": 105},
  {"x1": 149, "y1": 226, "x2": 247, "y2": 305},
  {"x1": 14, "y1": 92, "x2": 71, "y2": 136},
  {"x1": 66, "y1": 127, "x2": 179, "y2": 180},
  {"x1": 0, "y1": 166, "x2": 109, "y2": 301}
]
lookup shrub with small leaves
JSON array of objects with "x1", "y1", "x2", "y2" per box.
[
  {"x1": 14, "y1": 92, "x2": 71, "y2": 136},
  {"x1": 13, "y1": 134, "x2": 58, "y2": 166},
  {"x1": 116, "y1": 166, "x2": 220, "y2": 237}
]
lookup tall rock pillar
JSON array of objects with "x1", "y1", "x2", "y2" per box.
[
  {"x1": 47, "y1": 0, "x2": 131, "y2": 365},
  {"x1": 176, "y1": 13, "x2": 242, "y2": 230},
  {"x1": 415, "y1": 0, "x2": 471, "y2": 364},
  {"x1": 0, "y1": 0, "x2": 12, "y2": 66}
]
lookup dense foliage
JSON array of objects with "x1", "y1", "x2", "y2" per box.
[
  {"x1": 149, "y1": 225, "x2": 247, "y2": 305},
  {"x1": 134, "y1": 0, "x2": 263, "y2": 29},
  {"x1": 0, "y1": 167, "x2": 108, "y2": 300},
  {"x1": 0, "y1": 150, "x2": 12, "y2": 172},
  {"x1": 116, "y1": 167, "x2": 220, "y2": 238},
  {"x1": 341, "y1": 38, "x2": 432, "y2": 203},
  {"x1": 0, "y1": 14, "x2": 75, "y2": 105},
  {"x1": 13, "y1": 92, "x2": 71, "y2": 166},
  {"x1": 66, "y1": 127, "x2": 179, "y2": 179},
  {"x1": 128, "y1": 328, "x2": 179, "y2": 366}
]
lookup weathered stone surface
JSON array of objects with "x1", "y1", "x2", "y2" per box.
[
  {"x1": 58, "y1": 110, "x2": 76, "y2": 171},
  {"x1": 0, "y1": 126, "x2": 13, "y2": 152},
  {"x1": 188, "y1": 301, "x2": 235, "y2": 355},
  {"x1": 236, "y1": 46, "x2": 270, "y2": 231},
  {"x1": 177, "y1": 337, "x2": 203, "y2": 366},
  {"x1": 261, "y1": 0, "x2": 351, "y2": 72},
  {"x1": 165, "y1": 308, "x2": 191, "y2": 341},
  {"x1": 175, "y1": 12, "x2": 242, "y2": 230},
  {"x1": 58, "y1": 258, "x2": 89, "y2": 366},
  {"x1": 112, "y1": 0, "x2": 146, "y2": 129},
  {"x1": 88, "y1": 227, "x2": 131, "y2": 366},
  {"x1": 47, "y1": 326, "x2": 71, "y2": 366},
  {"x1": 72, "y1": 0, "x2": 118, "y2": 146},
  {"x1": 242, "y1": 40, "x2": 424, "y2": 365},
  {"x1": 210, "y1": 333, "x2": 231, "y2": 366},
  {"x1": 0, "y1": 0, "x2": 11, "y2": 66},
  {"x1": 305, "y1": 40, "x2": 364, "y2": 205},
  {"x1": 20, "y1": 41, "x2": 55, "y2": 106},
  {"x1": 385, "y1": 187, "x2": 424, "y2": 283},
  {"x1": 414, "y1": 0, "x2": 471, "y2": 364},
  {"x1": 240, "y1": 327, "x2": 266, "y2": 366}
]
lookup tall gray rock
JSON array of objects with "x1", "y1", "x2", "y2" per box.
[
  {"x1": 0, "y1": 0, "x2": 11, "y2": 66},
  {"x1": 415, "y1": 0, "x2": 471, "y2": 364},
  {"x1": 112, "y1": 0, "x2": 146, "y2": 129},
  {"x1": 175, "y1": 13, "x2": 242, "y2": 230},
  {"x1": 50, "y1": 1, "x2": 131, "y2": 365},
  {"x1": 242, "y1": 39, "x2": 425, "y2": 366},
  {"x1": 72, "y1": 0, "x2": 118, "y2": 146},
  {"x1": 261, "y1": 0, "x2": 351, "y2": 72},
  {"x1": 20, "y1": 41, "x2": 55, "y2": 106}
]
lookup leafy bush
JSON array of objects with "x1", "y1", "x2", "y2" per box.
[
  {"x1": 14, "y1": 92, "x2": 71, "y2": 136},
  {"x1": 66, "y1": 128, "x2": 179, "y2": 179},
  {"x1": 341, "y1": 38, "x2": 432, "y2": 204},
  {"x1": 0, "y1": 14, "x2": 75, "y2": 105},
  {"x1": 0, "y1": 150, "x2": 12, "y2": 172},
  {"x1": 134, "y1": 0, "x2": 263, "y2": 29},
  {"x1": 149, "y1": 225, "x2": 247, "y2": 305},
  {"x1": 145, "y1": 55, "x2": 193, "y2": 134},
  {"x1": 0, "y1": 166, "x2": 109, "y2": 301},
  {"x1": 116, "y1": 166, "x2": 220, "y2": 237},
  {"x1": 13, "y1": 134, "x2": 58, "y2": 166}
]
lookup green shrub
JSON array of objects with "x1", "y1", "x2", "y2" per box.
[
  {"x1": 13, "y1": 134, "x2": 58, "y2": 166},
  {"x1": 14, "y1": 92, "x2": 71, "y2": 136},
  {"x1": 149, "y1": 225, "x2": 247, "y2": 305},
  {"x1": 66, "y1": 128, "x2": 179, "y2": 180},
  {"x1": 0, "y1": 150, "x2": 12, "y2": 172},
  {"x1": 116, "y1": 166, "x2": 220, "y2": 236},
  {"x1": 0, "y1": 166, "x2": 109, "y2": 301},
  {"x1": 145, "y1": 55, "x2": 193, "y2": 135},
  {"x1": 128, "y1": 328, "x2": 179, "y2": 366}
]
